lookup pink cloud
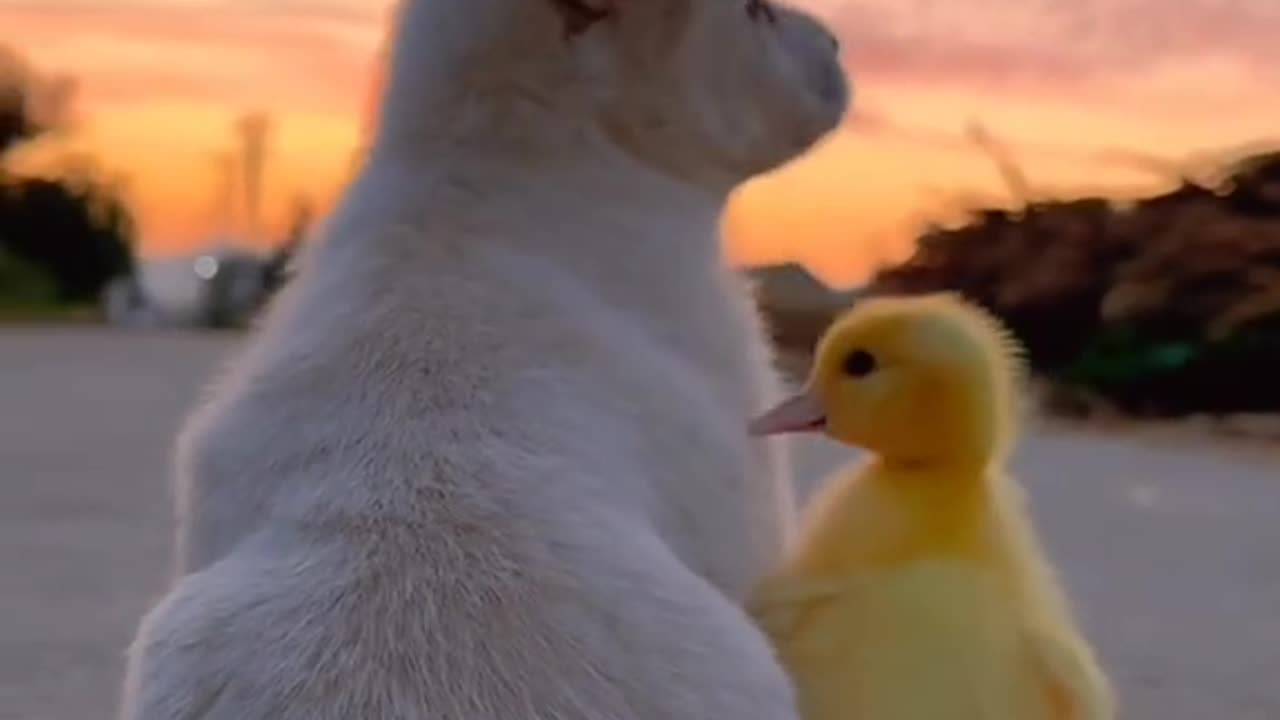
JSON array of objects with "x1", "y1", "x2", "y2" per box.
[
  {"x1": 846, "y1": 105, "x2": 1233, "y2": 180},
  {"x1": 830, "y1": 0, "x2": 1280, "y2": 93}
]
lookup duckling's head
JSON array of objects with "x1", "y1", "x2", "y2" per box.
[{"x1": 752, "y1": 293, "x2": 1025, "y2": 468}]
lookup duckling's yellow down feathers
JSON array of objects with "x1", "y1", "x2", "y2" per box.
[{"x1": 748, "y1": 293, "x2": 1114, "y2": 720}]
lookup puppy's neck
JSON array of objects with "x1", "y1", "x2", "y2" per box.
[{"x1": 336, "y1": 114, "x2": 728, "y2": 311}]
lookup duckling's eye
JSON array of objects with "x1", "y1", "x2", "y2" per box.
[{"x1": 842, "y1": 349, "x2": 877, "y2": 377}]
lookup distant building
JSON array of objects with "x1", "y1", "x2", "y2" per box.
[
  {"x1": 747, "y1": 262, "x2": 866, "y2": 352},
  {"x1": 104, "y1": 240, "x2": 270, "y2": 328},
  {"x1": 748, "y1": 262, "x2": 865, "y2": 313}
]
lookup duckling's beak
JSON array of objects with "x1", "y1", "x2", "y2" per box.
[{"x1": 749, "y1": 389, "x2": 826, "y2": 436}]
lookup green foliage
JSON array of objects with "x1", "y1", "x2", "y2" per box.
[
  {"x1": 1, "y1": 44, "x2": 133, "y2": 314},
  {"x1": 1064, "y1": 327, "x2": 1198, "y2": 385},
  {"x1": 0, "y1": 245, "x2": 57, "y2": 306},
  {"x1": 1062, "y1": 319, "x2": 1280, "y2": 414},
  {"x1": 0, "y1": 177, "x2": 136, "y2": 305}
]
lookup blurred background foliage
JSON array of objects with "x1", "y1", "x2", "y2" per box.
[{"x1": 0, "y1": 44, "x2": 135, "y2": 312}]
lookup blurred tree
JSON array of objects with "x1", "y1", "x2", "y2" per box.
[
  {"x1": 0, "y1": 45, "x2": 74, "y2": 163},
  {"x1": 0, "y1": 176, "x2": 136, "y2": 303},
  {"x1": 0, "y1": 44, "x2": 134, "y2": 306},
  {"x1": 0, "y1": 47, "x2": 35, "y2": 160},
  {"x1": 870, "y1": 144, "x2": 1280, "y2": 416}
]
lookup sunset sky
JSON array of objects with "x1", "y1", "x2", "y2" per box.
[{"x1": 3, "y1": 0, "x2": 1279, "y2": 286}]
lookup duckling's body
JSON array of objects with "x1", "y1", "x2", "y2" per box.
[{"x1": 749, "y1": 293, "x2": 1113, "y2": 720}]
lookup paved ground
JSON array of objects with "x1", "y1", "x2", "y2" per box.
[{"x1": 1, "y1": 328, "x2": 1276, "y2": 719}]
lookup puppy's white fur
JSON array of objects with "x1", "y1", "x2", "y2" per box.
[{"x1": 120, "y1": 0, "x2": 848, "y2": 717}]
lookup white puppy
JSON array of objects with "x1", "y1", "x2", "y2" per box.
[{"x1": 120, "y1": 0, "x2": 848, "y2": 717}]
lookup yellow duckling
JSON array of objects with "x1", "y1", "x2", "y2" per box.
[{"x1": 748, "y1": 292, "x2": 1114, "y2": 720}]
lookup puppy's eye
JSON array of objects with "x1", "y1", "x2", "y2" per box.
[
  {"x1": 745, "y1": 0, "x2": 778, "y2": 24},
  {"x1": 842, "y1": 349, "x2": 876, "y2": 377}
]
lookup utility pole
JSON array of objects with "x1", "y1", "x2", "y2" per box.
[
  {"x1": 237, "y1": 111, "x2": 271, "y2": 246},
  {"x1": 210, "y1": 148, "x2": 238, "y2": 242}
]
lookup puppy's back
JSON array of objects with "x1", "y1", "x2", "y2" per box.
[{"x1": 123, "y1": 500, "x2": 799, "y2": 720}]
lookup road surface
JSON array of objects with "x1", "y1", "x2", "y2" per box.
[{"x1": 1, "y1": 328, "x2": 1276, "y2": 719}]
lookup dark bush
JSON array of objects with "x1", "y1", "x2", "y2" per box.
[{"x1": 869, "y1": 150, "x2": 1280, "y2": 416}]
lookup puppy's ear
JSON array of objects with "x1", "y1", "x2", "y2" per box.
[{"x1": 544, "y1": 0, "x2": 616, "y2": 39}]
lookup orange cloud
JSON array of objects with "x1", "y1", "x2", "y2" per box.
[
  {"x1": 0, "y1": 0, "x2": 388, "y2": 254},
  {"x1": 0, "y1": 1, "x2": 383, "y2": 113}
]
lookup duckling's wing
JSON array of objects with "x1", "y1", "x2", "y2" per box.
[
  {"x1": 1020, "y1": 623, "x2": 1116, "y2": 720},
  {"x1": 747, "y1": 574, "x2": 852, "y2": 643}
]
